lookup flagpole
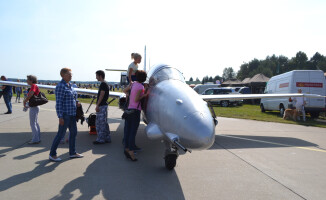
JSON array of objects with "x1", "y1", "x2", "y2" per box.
[{"x1": 144, "y1": 45, "x2": 147, "y2": 72}]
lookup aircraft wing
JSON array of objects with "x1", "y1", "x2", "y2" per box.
[
  {"x1": 0, "y1": 80, "x2": 125, "y2": 99},
  {"x1": 201, "y1": 93, "x2": 323, "y2": 102},
  {"x1": 105, "y1": 69, "x2": 127, "y2": 72},
  {"x1": 74, "y1": 88, "x2": 125, "y2": 98}
]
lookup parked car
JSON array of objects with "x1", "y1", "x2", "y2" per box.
[
  {"x1": 222, "y1": 86, "x2": 242, "y2": 92},
  {"x1": 233, "y1": 87, "x2": 242, "y2": 92},
  {"x1": 202, "y1": 88, "x2": 243, "y2": 107},
  {"x1": 193, "y1": 84, "x2": 220, "y2": 94},
  {"x1": 237, "y1": 87, "x2": 253, "y2": 104},
  {"x1": 238, "y1": 87, "x2": 251, "y2": 94},
  {"x1": 260, "y1": 70, "x2": 326, "y2": 118}
]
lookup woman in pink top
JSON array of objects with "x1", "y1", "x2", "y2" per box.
[
  {"x1": 123, "y1": 70, "x2": 148, "y2": 161},
  {"x1": 23, "y1": 75, "x2": 41, "y2": 144}
]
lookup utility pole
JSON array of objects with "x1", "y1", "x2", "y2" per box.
[{"x1": 144, "y1": 45, "x2": 147, "y2": 72}]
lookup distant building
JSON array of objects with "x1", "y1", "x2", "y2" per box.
[
  {"x1": 204, "y1": 82, "x2": 214, "y2": 85},
  {"x1": 221, "y1": 79, "x2": 242, "y2": 87},
  {"x1": 220, "y1": 74, "x2": 270, "y2": 104},
  {"x1": 243, "y1": 74, "x2": 270, "y2": 94},
  {"x1": 186, "y1": 81, "x2": 201, "y2": 85}
]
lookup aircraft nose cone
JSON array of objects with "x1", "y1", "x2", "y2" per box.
[{"x1": 183, "y1": 111, "x2": 215, "y2": 150}]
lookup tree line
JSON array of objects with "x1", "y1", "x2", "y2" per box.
[{"x1": 189, "y1": 51, "x2": 326, "y2": 84}]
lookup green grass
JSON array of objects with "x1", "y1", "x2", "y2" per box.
[{"x1": 212, "y1": 104, "x2": 326, "y2": 128}]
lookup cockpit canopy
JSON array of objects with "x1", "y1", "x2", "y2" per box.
[{"x1": 146, "y1": 64, "x2": 185, "y2": 87}]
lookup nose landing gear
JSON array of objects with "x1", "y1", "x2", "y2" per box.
[
  {"x1": 164, "y1": 154, "x2": 178, "y2": 170},
  {"x1": 164, "y1": 147, "x2": 179, "y2": 170},
  {"x1": 163, "y1": 140, "x2": 192, "y2": 170},
  {"x1": 164, "y1": 141, "x2": 179, "y2": 170}
]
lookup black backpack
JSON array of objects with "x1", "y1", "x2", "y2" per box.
[
  {"x1": 76, "y1": 104, "x2": 85, "y2": 125},
  {"x1": 87, "y1": 113, "x2": 96, "y2": 127}
]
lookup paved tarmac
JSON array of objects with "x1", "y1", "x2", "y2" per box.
[{"x1": 0, "y1": 100, "x2": 326, "y2": 200}]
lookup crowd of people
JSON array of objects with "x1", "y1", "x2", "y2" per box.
[{"x1": 0, "y1": 52, "x2": 147, "y2": 162}]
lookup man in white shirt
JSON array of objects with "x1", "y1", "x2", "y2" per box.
[{"x1": 292, "y1": 89, "x2": 306, "y2": 121}]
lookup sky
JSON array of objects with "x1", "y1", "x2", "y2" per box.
[{"x1": 1, "y1": 0, "x2": 326, "y2": 82}]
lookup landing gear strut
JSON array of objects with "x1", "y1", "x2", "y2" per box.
[
  {"x1": 164, "y1": 141, "x2": 179, "y2": 170},
  {"x1": 163, "y1": 138, "x2": 191, "y2": 170}
]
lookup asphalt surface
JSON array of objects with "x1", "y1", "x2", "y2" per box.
[{"x1": 0, "y1": 100, "x2": 326, "y2": 200}]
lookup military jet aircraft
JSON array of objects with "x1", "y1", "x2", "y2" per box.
[{"x1": 0, "y1": 64, "x2": 323, "y2": 170}]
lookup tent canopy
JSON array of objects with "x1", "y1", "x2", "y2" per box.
[{"x1": 245, "y1": 73, "x2": 270, "y2": 83}]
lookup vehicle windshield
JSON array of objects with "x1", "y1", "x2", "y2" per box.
[
  {"x1": 204, "y1": 89, "x2": 214, "y2": 95},
  {"x1": 147, "y1": 65, "x2": 185, "y2": 87},
  {"x1": 204, "y1": 88, "x2": 234, "y2": 95}
]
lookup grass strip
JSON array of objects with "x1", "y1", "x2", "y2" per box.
[{"x1": 213, "y1": 104, "x2": 326, "y2": 128}]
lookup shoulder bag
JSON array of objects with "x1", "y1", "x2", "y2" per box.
[{"x1": 29, "y1": 92, "x2": 48, "y2": 107}]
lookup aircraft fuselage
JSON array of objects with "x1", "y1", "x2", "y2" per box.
[{"x1": 143, "y1": 64, "x2": 215, "y2": 151}]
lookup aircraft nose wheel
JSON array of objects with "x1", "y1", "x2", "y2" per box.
[
  {"x1": 164, "y1": 141, "x2": 179, "y2": 170},
  {"x1": 164, "y1": 154, "x2": 178, "y2": 170}
]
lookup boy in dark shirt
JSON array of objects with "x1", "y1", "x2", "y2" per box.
[{"x1": 93, "y1": 70, "x2": 111, "y2": 144}]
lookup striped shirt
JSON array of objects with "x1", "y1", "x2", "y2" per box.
[{"x1": 55, "y1": 79, "x2": 78, "y2": 118}]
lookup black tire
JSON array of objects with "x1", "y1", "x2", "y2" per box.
[
  {"x1": 220, "y1": 100, "x2": 229, "y2": 107},
  {"x1": 234, "y1": 102, "x2": 242, "y2": 106},
  {"x1": 164, "y1": 154, "x2": 177, "y2": 170},
  {"x1": 279, "y1": 105, "x2": 285, "y2": 117},
  {"x1": 310, "y1": 112, "x2": 320, "y2": 119},
  {"x1": 260, "y1": 104, "x2": 265, "y2": 112}
]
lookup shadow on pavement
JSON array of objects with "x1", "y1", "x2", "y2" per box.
[
  {"x1": 51, "y1": 122, "x2": 185, "y2": 200},
  {"x1": 0, "y1": 158, "x2": 65, "y2": 192},
  {"x1": 0, "y1": 131, "x2": 57, "y2": 157},
  {"x1": 50, "y1": 154, "x2": 185, "y2": 200},
  {"x1": 0, "y1": 119, "x2": 186, "y2": 200},
  {"x1": 210, "y1": 135, "x2": 318, "y2": 150}
]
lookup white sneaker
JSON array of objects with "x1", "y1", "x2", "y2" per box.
[
  {"x1": 70, "y1": 153, "x2": 84, "y2": 159},
  {"x1": 49, "y1": 155, "x2": 62, "y2": 162}
]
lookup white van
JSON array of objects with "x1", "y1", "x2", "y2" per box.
[
  {"x1": 193, "y1": 84, "x2": 220, "y2": 94},
  {"x1": 260, "y1": 70, "x2": 326, "y2": 118}
]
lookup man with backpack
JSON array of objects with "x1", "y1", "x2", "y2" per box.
[{"x1": 93, "y1": 70, "x2": 111, "y2": 144}]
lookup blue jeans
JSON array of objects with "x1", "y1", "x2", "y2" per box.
[
  {"x1": 123, "y1": 110, "x2": 140, "y2": 151},
  {"x1": 3, "y1": 93, "x2": 12, "y2": 113},
  {"x1": 16, "y1": 91, "x2": 21, "y2": 102},
  {"x1": 126, "y1": 75, "x2": 137, "y2": 84},
  {"x1": 29, "y1": 106, "x2": 41, "y2": 142},
  {"x1": 50, "y1": 115, "x2": 78, "y2": 156}
]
